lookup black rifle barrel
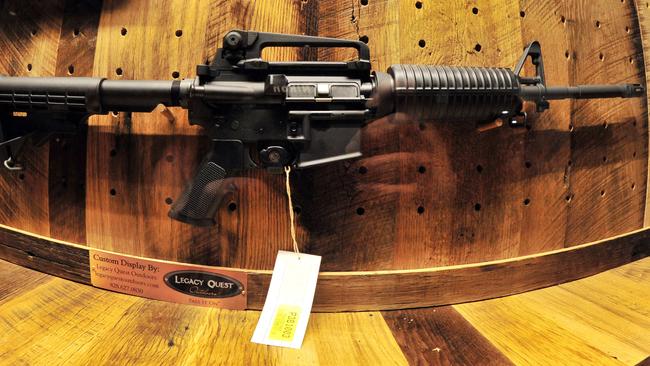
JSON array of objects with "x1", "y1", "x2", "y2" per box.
[{"x1": 519, "y1": 84, "x2": 644, "y2": 100}]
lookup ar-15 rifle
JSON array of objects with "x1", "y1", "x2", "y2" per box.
[{"x1": 0, "y1": 30, "x2": 644, "y2": 226}]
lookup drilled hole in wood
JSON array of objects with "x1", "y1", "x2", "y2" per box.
[
  {"x1": 228, "y1": 202, "x2": 237, "y2": 211},
  {"x1": 599, "y1": 190, "x2": 606, "y2": 197},
  {"x1": 30, "y1": 29, "x2": 37, "y2": 36},
  {"x1": 520, "y1": 10, "x2": 525, "y2": 18},
  {"x1": 165, "y1": 197, "x2": 173, "y2": 205},
  {"x1": 67, "y1": 65, "x2": 75, "y2": 75},
  {"x1": 595, "y1": 20, "x2": 601, "y2": 28},
  {"x1": 165, "y1": 154, "x2": 174, "y2": 163},
  {"x1": 567, "y1": 160, "x2": 572, "y2": 167},
  {"x1": 418, "y1": 123, "x2": 426, "y2": 130},
  {"x1": 120, "y1": 27, "x2": 127, "y2": 36},
  {"x1": 418, "y1": 39, "x2": 426, "y2": 48},
  {"x1": 356, "y1": 207, "x2": 365, "y2": 215},
  {"x1": 175, "y1": 29, "x2": 183, "y2": 37},
  {"x1": 361, "y1": 0, "x2": 369, "y2": 5},
  {"x1": 476, "y1": 164, "x2": 483, "y2": 173},
  {"x1": 525, "y1": 161, "x2": 532, "y2": 168},
  {"x1": 603, "y1": 121, "x2": 608, "y2": 129},
  {"x1": 569, "y1": 123, "x2": 574, "y2": 131},
  {"x1": 565, "y1": 194, "x2": 572, "y2": 203},
  {"x1": 560, "y1": 15, "x2": 566, "y2": 24},
  {"x1": 109, "y1": 149, "x2": 117, "y2": 157},
  {"x1": 110, "y1": 188, "x2": 117, "y2": 196},
  {"x1": 27, "y1": 63, "x2": 32, "y2": 71},
  {"x1": 359, "y1": 35, "x2": 369, "y2": 44},
  {"x1": 602, "y1": 156, "x2": 607, "y2": 162},
  {"x1": 629, "y1": 57, "x2": 634, "y2": 64},
  {"x1": 115, "y1": 67, "x2": 123, "y2": 76},
  {"x1": 474, "y1": 43, "x2": 482, "y2": 52},
  {"x1": 418, "y1": 165, "x2": 426, "y2": 174},
  {"x1": 625, "y1": 26, "x2": 630, "y2": 33},
  {"x1": 111, "y1": 111, "x2": 119, "y2": 117},
  {"x1": 599, "y1": 53, "x2": 604, "y2": 61},
  {"x1": 293, "y1": 205, "x2": 302, "y2": 215},
  {"x1": 358, "y1": 166, "x2": 367, "y2": 174},
  {"x1": 18, "y1": 173, "x2": 25, "y2": 180},
  {"x1": 565, "y1": 50, "x2": 570, "y2": 59},
  {"x1": 73, "y1": 28, "x2": 80, "y2": 37},
  {"x1": 523, "y1": 198, "x2": 531, "y2": 206},
  {"x1": 632, "y1": 183, "x2": 636, "y2": 190},
  {"x1": 172, "y1": 71, "x2": 180, "y2": 79},
  {"x1": 471, "y1": 7, "x2": 478, "y2": 14},
  {"x1": 417, "y1": 206, "x2": 425, "y2": 214},
  {"x1": 633, "y1": 151, "x2": 637, "y2": 158},
  {"x1": 474, "y1": 203, "x2": 481, "y2": 211}
]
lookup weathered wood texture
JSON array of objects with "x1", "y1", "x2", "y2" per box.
[
  {"x1": 0, "y1": 0, "x2": 648, "y2": 271},
  {"x1": 0, "y1": 255, "x2": 648, "y2": 365},
  {"x1": 455, "y1": 256, "x2": 650, "y2": 365},
  {"x1": 382, "y1": 307, "x2": 514, "y2": 365},
  {"x1": 0, "y1": 222, "x2": 646, "y2": 311}
]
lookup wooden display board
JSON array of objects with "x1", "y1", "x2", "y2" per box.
[{"x1": 0, "y1": 0, "x2": 649, "y2": 310}]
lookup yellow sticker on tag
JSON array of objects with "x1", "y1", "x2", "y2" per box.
[{"x1": 269, "y1": 304, "x2": 301, "y2": 341}]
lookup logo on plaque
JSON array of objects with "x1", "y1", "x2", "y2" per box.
[{"x1": 164, "y1": 270, "x2": 244, "y2": 298}]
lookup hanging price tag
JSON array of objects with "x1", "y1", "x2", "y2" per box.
[{"x1": 251, "y1": 251, "x2": 321, "y2": 349}]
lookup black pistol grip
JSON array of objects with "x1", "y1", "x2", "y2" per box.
[{"x1": 168, "y1": 158, "x2": 232, "y2": 227}]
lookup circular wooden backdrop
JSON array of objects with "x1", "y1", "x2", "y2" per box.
[{"x1": 0, "y1": 0, "x2": 648, "y2": 274}]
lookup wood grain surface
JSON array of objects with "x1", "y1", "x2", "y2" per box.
[
  {"x1": 455, "y1": 257, "x2": 650, "y2": 365},
  {"x1": 0, "y1": 256, "x2": 648, "y2": 365},
  {"x1": 0, "y1": 0, "x2": 648, "y2": 272},
  {"x1": 0, "y1": 221, "x2": 647, "y2": 311},
  {"x1": 382, "y1": 307, "x2": 514, "y2": 365}
]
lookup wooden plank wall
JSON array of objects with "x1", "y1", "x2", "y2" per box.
[{"x1": 0, "y1": 0, "x2": 647, "y2": 271}]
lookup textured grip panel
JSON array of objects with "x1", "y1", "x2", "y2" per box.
[
  {"x1": 168, "y1": 160, "x2": 228, "y2": 226},
  {"x1": 388, "y1": 65, "x2": 522, "y2": 123}
]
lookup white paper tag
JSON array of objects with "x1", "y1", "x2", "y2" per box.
[{"x1": 251, "y1": 251, "x2": 321, "y2": 349}]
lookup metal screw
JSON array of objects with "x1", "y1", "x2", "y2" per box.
[{"x1": 268, "y1": 150, "x2": 281, "y2": 163}]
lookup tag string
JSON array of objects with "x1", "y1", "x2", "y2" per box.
[{"x1": 284, "y1": 166, "x2": 300, "y2": 254}]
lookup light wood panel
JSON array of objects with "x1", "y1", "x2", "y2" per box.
[
  {"x1": 455, "y1": 257, "x2": 650, "y2": 365},
  {"x1": 0, "y1": 260, "x2": 407, "y2": 366},
  {"x1": 1, "y1": 250, "x2": 649, "y2": 365}
]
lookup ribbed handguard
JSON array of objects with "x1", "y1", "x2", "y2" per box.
[
  {"x1": 388, "y1": 65, "x2": 522, "y2": 123},
  {"x1": 168, "y1": 156, "x2": 229, "y2": 227}
]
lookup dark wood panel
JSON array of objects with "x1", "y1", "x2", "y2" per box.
[
  {"x1": 0, "y1": 0, "x2": 65, "y2": 236},
  {"x1": 382, "y1": 307, "x2": 513, "y2": 366},
  {"x1": 0, "y1": 222, "x2": 646, "y2": 311},
  {"x1": 564, "y1": 0, "x2": 647, "y2": 246},
  {"x1": 48, "y1": 0, "x2": 103, "y2": 244},
  {"x1": 0, "y1": 259, "x2": 52, "y2": 303}
]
